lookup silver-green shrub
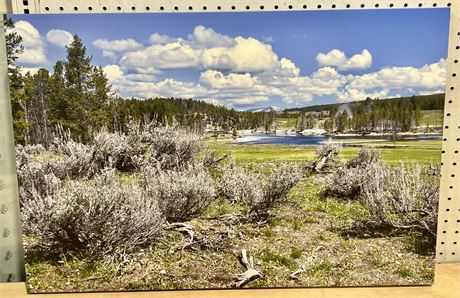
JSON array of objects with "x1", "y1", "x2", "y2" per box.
[
  {"x1": 346, "y1": 146, "x2": 381, "y2": 168},
  {"x1": 17, "y1": 163, "x2": 61, "y2": 203},
  {"x1": 17, "y1": 124, "x2": 213, "y2": 255},
  {"x1": 145, "y1": 165, "x2": 216, "y2": 222},
  {"x1": 361, "y1": 162, "x2": 439, "y2": 236},
  {"x1": 220, "y1": 167, "x2": 264, "y2": 205},
  {"x1": 52, "y1": 138, "x2": 95, "y2": 177},
  {"x1": 219, "y1": 163, "x2": 302, "y2": 215},
  {"x1": 16, "y1": 145, "x2": 64, "y2": 201},
  {"x1": 322, "y1": 147, "x2": 381, "y2": 199},
  {"x1": 47, "y1": 123, "x2": 204, "y2": 176},
  {"x1": 255, "y1": 163, "x2": 303, "y2": 212},
  {"x1": 91, "y1": 130, "x2": 143, "y2": 171},
  {"x1": 147, "y1": 125, "x2": 203, "y2": 170},
  {"x1": 21, "y1": 170, "x2": 163, "y2": 255}
]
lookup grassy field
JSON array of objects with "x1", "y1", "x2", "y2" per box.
[{"x1": 207, "y1": 139, "x2": 441, "y2": 164}]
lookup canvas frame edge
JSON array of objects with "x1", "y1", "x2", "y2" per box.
[{"x1": 0, "y1": 0, "x2": 458, "y2": 285}]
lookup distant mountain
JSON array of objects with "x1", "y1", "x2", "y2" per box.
[{"x1": 246, "y1": 106, "x2": 282, "y2": 113}]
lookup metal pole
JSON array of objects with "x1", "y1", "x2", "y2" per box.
[{"x1": 0, "y1": 14, "x2": 25, "y2": 283}]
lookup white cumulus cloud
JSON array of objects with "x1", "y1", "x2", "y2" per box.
[
  {"x1": 120, "y1": 40, "x2": 201, "y2": 70},
  {"x1": 97, "y1": 26, "x2": 445, "y2": 106},
  {"x1": 8, "y1": 21, "x2": 47, "y2": 64},
  {"x1": 118, "y1": 27, "x2": 280, "y2": 74},
  {"x1": 200, "y1": 70, "x2": 258, "y2": 89},
  {"x1": 19, "y1": 67, "x2": 41, "y2": 76},
  {"x1": 316, "y1": 49, "x2": 372, "y2": 71},
  {"x1": 12, "y1": 20, "x2": 43, "y2": 48},
  {"x1": 102, "y1": 64, "x2": 124, "y2": 81},
  {"x1": 188, "y1": 25, "x2": 235, "y2": 48},
  {"x1": 338, "y1": 59, "x2": 446, "y2": 101},
  {"x1": 93, "y1": 38, "x2": 144, "y2": 52},
  {"x1": 93, "y1": 38, "x2": 144, "y2": 60},
  {"x1": 149, "y1": 33, "x2": 174, "y2": 44},
  {"x1": 46, "y1": 29, "x2": 74, "y2": 47},
  {"x1": 202, "y1": 37, "x2": 279, "y2": 72}
]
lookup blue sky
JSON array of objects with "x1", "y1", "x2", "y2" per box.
[{"x1": 10, "y1": 9, "x2": 449, "y2": 110}]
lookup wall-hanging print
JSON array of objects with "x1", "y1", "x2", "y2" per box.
[{"x1": 6, "y1": 8, "x2": 448, "y2": 292}]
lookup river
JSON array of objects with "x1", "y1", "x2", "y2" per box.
[{"x1": 234, "y1": 133, "x2": 442, "y2": 146}]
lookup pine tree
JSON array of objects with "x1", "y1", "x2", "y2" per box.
[
  {"x1": 87, "y1": 66, "x2": 111, "y2": 131},
  {"x1": 64, "y1": 35, "x2": 94, "y2": 142},
  {"x1": 48, "y1": 60, "x2": 68, "y2": 130},
  {"x1": 414, "y1": 106, "x2": 422, "y2": 127},
  {"x1": 5, "y1": 18, "x2": 28, "y2": 144},
  {"x1": 337, "y1": 111, "x2": 348, "y2": 133},
  {"x1": 48, "y1": 35, "x2": 112, "y2": 142},
  {"x1": 24, "y1": 69, "x2": 52, "y2": 147},
  {"x1": 323, "y1": 119, "x2": 333, "y2": 133}
]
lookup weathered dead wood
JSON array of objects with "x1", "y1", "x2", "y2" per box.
[
  {"x1": 212, "y1": 214, "x2": 247, "y2": 224},
  {"x1": 203, "y1": 152, "x2": 229, "y2": 168},
  {"x1": 168, "y1": 222, "x2": 238, "y2": 254},
  {"x1": 231, "y1": 249, "x2": 262, "y2": 288},
  {"x1": 289, "y1": 265, "x2": 306, "y2": 280},
  {"x1": 166, "y1": 223, "x2": 197, "y2": 253},
  {"x1": 306, "y1": 143, "x2": 341, "y2": 173},
  {"x1": 314, "y1": 154, "x2": 328, "y2": 172},
  {"x1": 167, "y1": 222, "x2": 195, "y2": 244}
]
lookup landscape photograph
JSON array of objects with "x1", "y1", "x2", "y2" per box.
[{"x1": 6, "y1": 8, "x2": 449, "y2": 292}]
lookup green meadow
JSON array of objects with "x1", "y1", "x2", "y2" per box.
[{"x1": 208, "y1": 139, "x2": 442, "y2": 164}]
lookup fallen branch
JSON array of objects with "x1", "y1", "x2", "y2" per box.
[
  {"x1": 289, "y1": 265, "x2": 306, "y2": 280},
  {"x1": 212, "y1": 214, "x2": 247, "y2": 224},
  {"x1": 231, "y1": 249, "x2": 262, "y2": 288},
  {"x1": 203, "y1": 151, "x2": 228, "y2": 168},
  {"x1": 167, "y1": 222, "x2": 195, "y2": 244}
]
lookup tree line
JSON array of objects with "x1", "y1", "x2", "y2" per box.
[
  {"x1": 323, "y1": 94, "x2": 444, "y2": 133},
  {"x1": 281, "y1": 93, "x2": 444, "y2": 134}
]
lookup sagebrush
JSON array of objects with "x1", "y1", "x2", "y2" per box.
[
  {"x1": 220, "y1": 167, "x2": 264, "y2": 206},
  {"x1": 21, "y1": 170, "x2": 163, "y2": 255},
  {"x1": 322, "y1": 147, "x2": 380, "y2": 199},
  {"x1": 220, "y1": 163, "x2": 302, "y2": 215},
  {"x1": 144, "y1": 164, "x2": 216, "y2": 222},
  {"x1": 256, "y1": 163, "x2": 303, "y2": 212},
  {"x1": 18, "y1": 124, "x2": 209, "y2": 255},
  {"x1": 361, "y1": 162, "x2": 439, "y2": 237},
  {"x1": 320, "y1": 147, "x2": 439, "y2": 236}
]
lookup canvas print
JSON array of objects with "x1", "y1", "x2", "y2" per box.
[{"x1": 6, "y1": 8, "x2": 448, "y2": 292}]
